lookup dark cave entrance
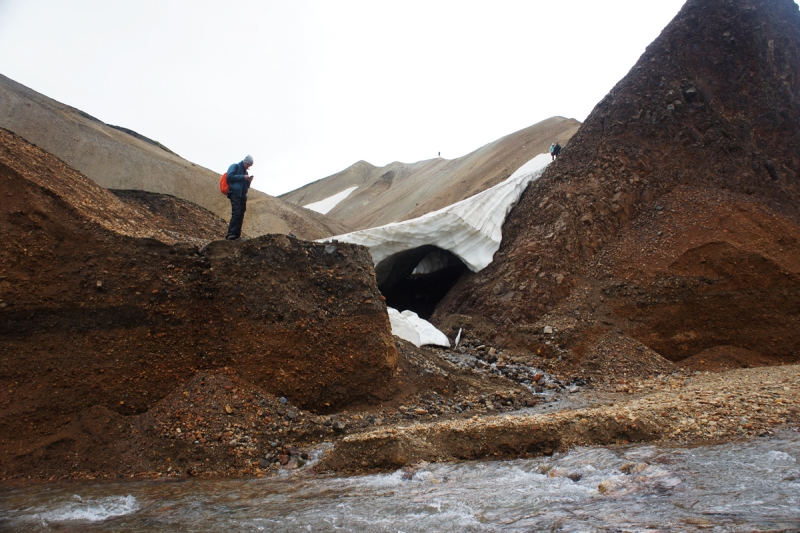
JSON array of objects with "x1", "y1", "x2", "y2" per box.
[{"x1": 376, "y1": 246, "x2": 468, "y2": 319}]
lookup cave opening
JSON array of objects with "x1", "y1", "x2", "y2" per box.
[{"x1": 376, "y1": 246, "x2": 468, "y2": 319}]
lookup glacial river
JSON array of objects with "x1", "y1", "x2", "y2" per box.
[{"x1": 1, "y1": 430, "x2": 798, "y2": 532}]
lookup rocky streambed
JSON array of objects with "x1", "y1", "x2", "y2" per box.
[{"x1": 317, "y1": 364, "x2": 800, "y2": 472}]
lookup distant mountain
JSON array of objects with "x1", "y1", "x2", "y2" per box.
[
  {"x1": 434, "y1": 0, "x2": 800, "y2": 371},
  {"x1": 0, "y1": 74, "x2": 351, "y2": 240},
  {"x1": 280, "y1": 117, "x2": 580, "y2": 230}
]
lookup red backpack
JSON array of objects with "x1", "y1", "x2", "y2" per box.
[{"x1": 219, "y1": 172, "x2": 229, "y2": 195}]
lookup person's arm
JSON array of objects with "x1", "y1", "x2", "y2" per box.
[{"x1": 226, "y1": 163, "x2": 247, "y2": 183}]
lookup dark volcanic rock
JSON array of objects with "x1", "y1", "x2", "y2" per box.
[{"x1": 435, "y1": 0, "x2": 800, "y2": 369}]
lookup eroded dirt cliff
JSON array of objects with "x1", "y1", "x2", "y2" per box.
[
  {"x1": 0, "y1": 129, "x2": 399, "y2": 477},
  {"x1": 434, "y1": 0, "x2": 800, "y2": 371}
]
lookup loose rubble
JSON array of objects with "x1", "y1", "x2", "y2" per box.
[{"x1": 317, "y1": 364, "x2": 800, "y2": 472}]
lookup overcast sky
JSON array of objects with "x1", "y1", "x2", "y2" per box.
[{"x1": 0, "y1": 1, "x2": 696, "y2": 196}]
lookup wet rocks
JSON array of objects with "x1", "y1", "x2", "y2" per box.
[
  {"x1": 430, "y1": 331, "x2": 576, "y2": 402},
  {"x1": 317, "y1": 365, "x2": 800, "y2": 473}
]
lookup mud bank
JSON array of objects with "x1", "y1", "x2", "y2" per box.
[{"x1": 317, "y1": 364, "x2": 800, "y2": 472}]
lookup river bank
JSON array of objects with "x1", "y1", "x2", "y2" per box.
[
  {"x1": 317, "y1": 364, "x2": 799, "y2": 472},
  {"x1": 4, "y1": 339, "x2": 796, "y2": 482},
  {"x1": 2, "y1": 427, "x2": 799, "y2": 532}
]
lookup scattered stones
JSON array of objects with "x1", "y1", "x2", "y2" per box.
[{"x1": 316, "y1": 365, "x2": 800, "y2": 473}]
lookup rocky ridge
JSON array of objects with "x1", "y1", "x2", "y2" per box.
[{"x1": 434, "y1": 0, "x2": 800, "y2": 371}]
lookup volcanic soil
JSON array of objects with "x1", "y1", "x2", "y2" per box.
[
  {"x1": 0, "y1": 127, "x2": 399, "y2": 480},
  {"x1": 0, "y1": 122, "x2": 798, "y2": 482},
  {"x1": 110, "y1": 189, "x2": 230, "y2": 243},
  {"x1": 0, "y1": 128, "x2": 540, "y2": 481},
  {"x1": 434, "y1": 0, "x2": 800, "y2": 374},
  {"x1": 4, "y1": 0, "x2": 800, "y2": 483}
]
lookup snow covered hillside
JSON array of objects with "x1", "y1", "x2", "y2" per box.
[
  {"x1": 303, "y1": 186, "x2": 358, "y2": 214},
  {"x1": 323, "y1": 153, "x2": 551, "y2": 346},
  {"x1": 280, "y1": 117, "x2": 580, "y2": 231},
  {"x1": 326, "y1": 153, "x2": 551, "y2": 279}
]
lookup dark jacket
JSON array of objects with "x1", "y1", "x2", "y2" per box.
[{"x1": 226, "y1": 161, "x2": 251, "y2": 197}]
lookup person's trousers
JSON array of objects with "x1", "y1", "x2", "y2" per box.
[{"x1": 226, "y1": 193, "x2": 247, "y2": 239}]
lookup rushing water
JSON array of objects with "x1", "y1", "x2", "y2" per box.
[{"x1": 1, "y1": 430, "x2": 799, "y2": 532}]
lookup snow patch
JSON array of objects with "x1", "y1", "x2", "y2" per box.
[
  {"x1": 303, "y1": 186, "x2": 358, "y2": 214},
  {"x1": 323, "y1": 154, "x2": 551, "y2": 274},
  {"x1": 388, "y1": 307, "x2": 450, "y2": 347}
]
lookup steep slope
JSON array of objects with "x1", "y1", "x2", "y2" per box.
[
  {"x1": 280, "y1": 117, "x2": 580, "y2": 230},
  {"x1": 281, "y1": 159, "x2": 380, "y2": 208},
  {"x1": 0, "y1": 128, "x2": 397, "y2": 476},
  {"x1": 110, "y1": 189, "x2": 230, "y2": 241},
  {"x1": 434, "y1": 0, "x2": 800, "y2": 370},
  {"x1": 0, "y1": 74, "x2": 352, "y2": 240}
]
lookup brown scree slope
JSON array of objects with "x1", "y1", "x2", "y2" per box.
[
  {"x1": 434, "y1": 0, "x2": 800, "y2": 370},
  {"x1": 0, "y1": 128, "x2": 398, "y2": 476},
  {"x1": 0, "y1": 74, "x2": 352, "y2": 240},
  {"x1": 110, "y1": 189, "x2": 231, "y2": 242},
  {"x1": 280, "y1": 117, "x2": 580, "y2": 230}
]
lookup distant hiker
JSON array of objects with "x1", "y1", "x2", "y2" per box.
[
  {"x1": 225, "y1": 155, "x2": 254, "y2": 241},
  {"x1": 549, "y1": 143, "x2": 556, "y2": 161},
  {"x1": 553, "y1": 143, "x2": 562, "y2": 160}
]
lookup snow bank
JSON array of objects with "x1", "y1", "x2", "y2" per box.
[
  {"x1": 387, "y1": 308, "x2": 450, "y2": 348},
  {"x1": 303, "y1": 186, "x2": 358, "y2": 214},
  {"x1": 324, "y1": 154, "x2": 551, "y2": 273}
]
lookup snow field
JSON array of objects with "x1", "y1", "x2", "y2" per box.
[
  {"x1": 325, "y1": 153, "x2": 551, "y2": 346},
  {"x1": 303, "y1": 186, "x2": 358, "y2": 214},
  {"x1": 327, "y1": 153, "x2": 551, "y2": 273}
]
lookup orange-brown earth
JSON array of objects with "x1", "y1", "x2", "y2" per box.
[
  {"x1": 434, "y1": 0, "x2": 800, "y2": 373},
  {"x1": 0, "y1": 128, "x2": 400, "y2": 478},
  {"x1": 4, "y1": 0, "x2": 800, "y2": 482},
  {"x1": 0, "y1": 128, "x2": 539, "y2": 480}
]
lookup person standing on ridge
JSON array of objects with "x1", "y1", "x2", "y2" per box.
[
  {"x1": 225, "y1": 154, "x2": 254, "y2": 240},
  {"x1": 553, "y1": 142, "x2": 562, "y2": 160},
  {"x1": 549, "y1": 143, "x2": 556, "y2": 160}
]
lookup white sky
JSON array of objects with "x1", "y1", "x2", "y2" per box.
[{"x1": 0, "y1": 1, "x2": 698, "y2": 195}]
